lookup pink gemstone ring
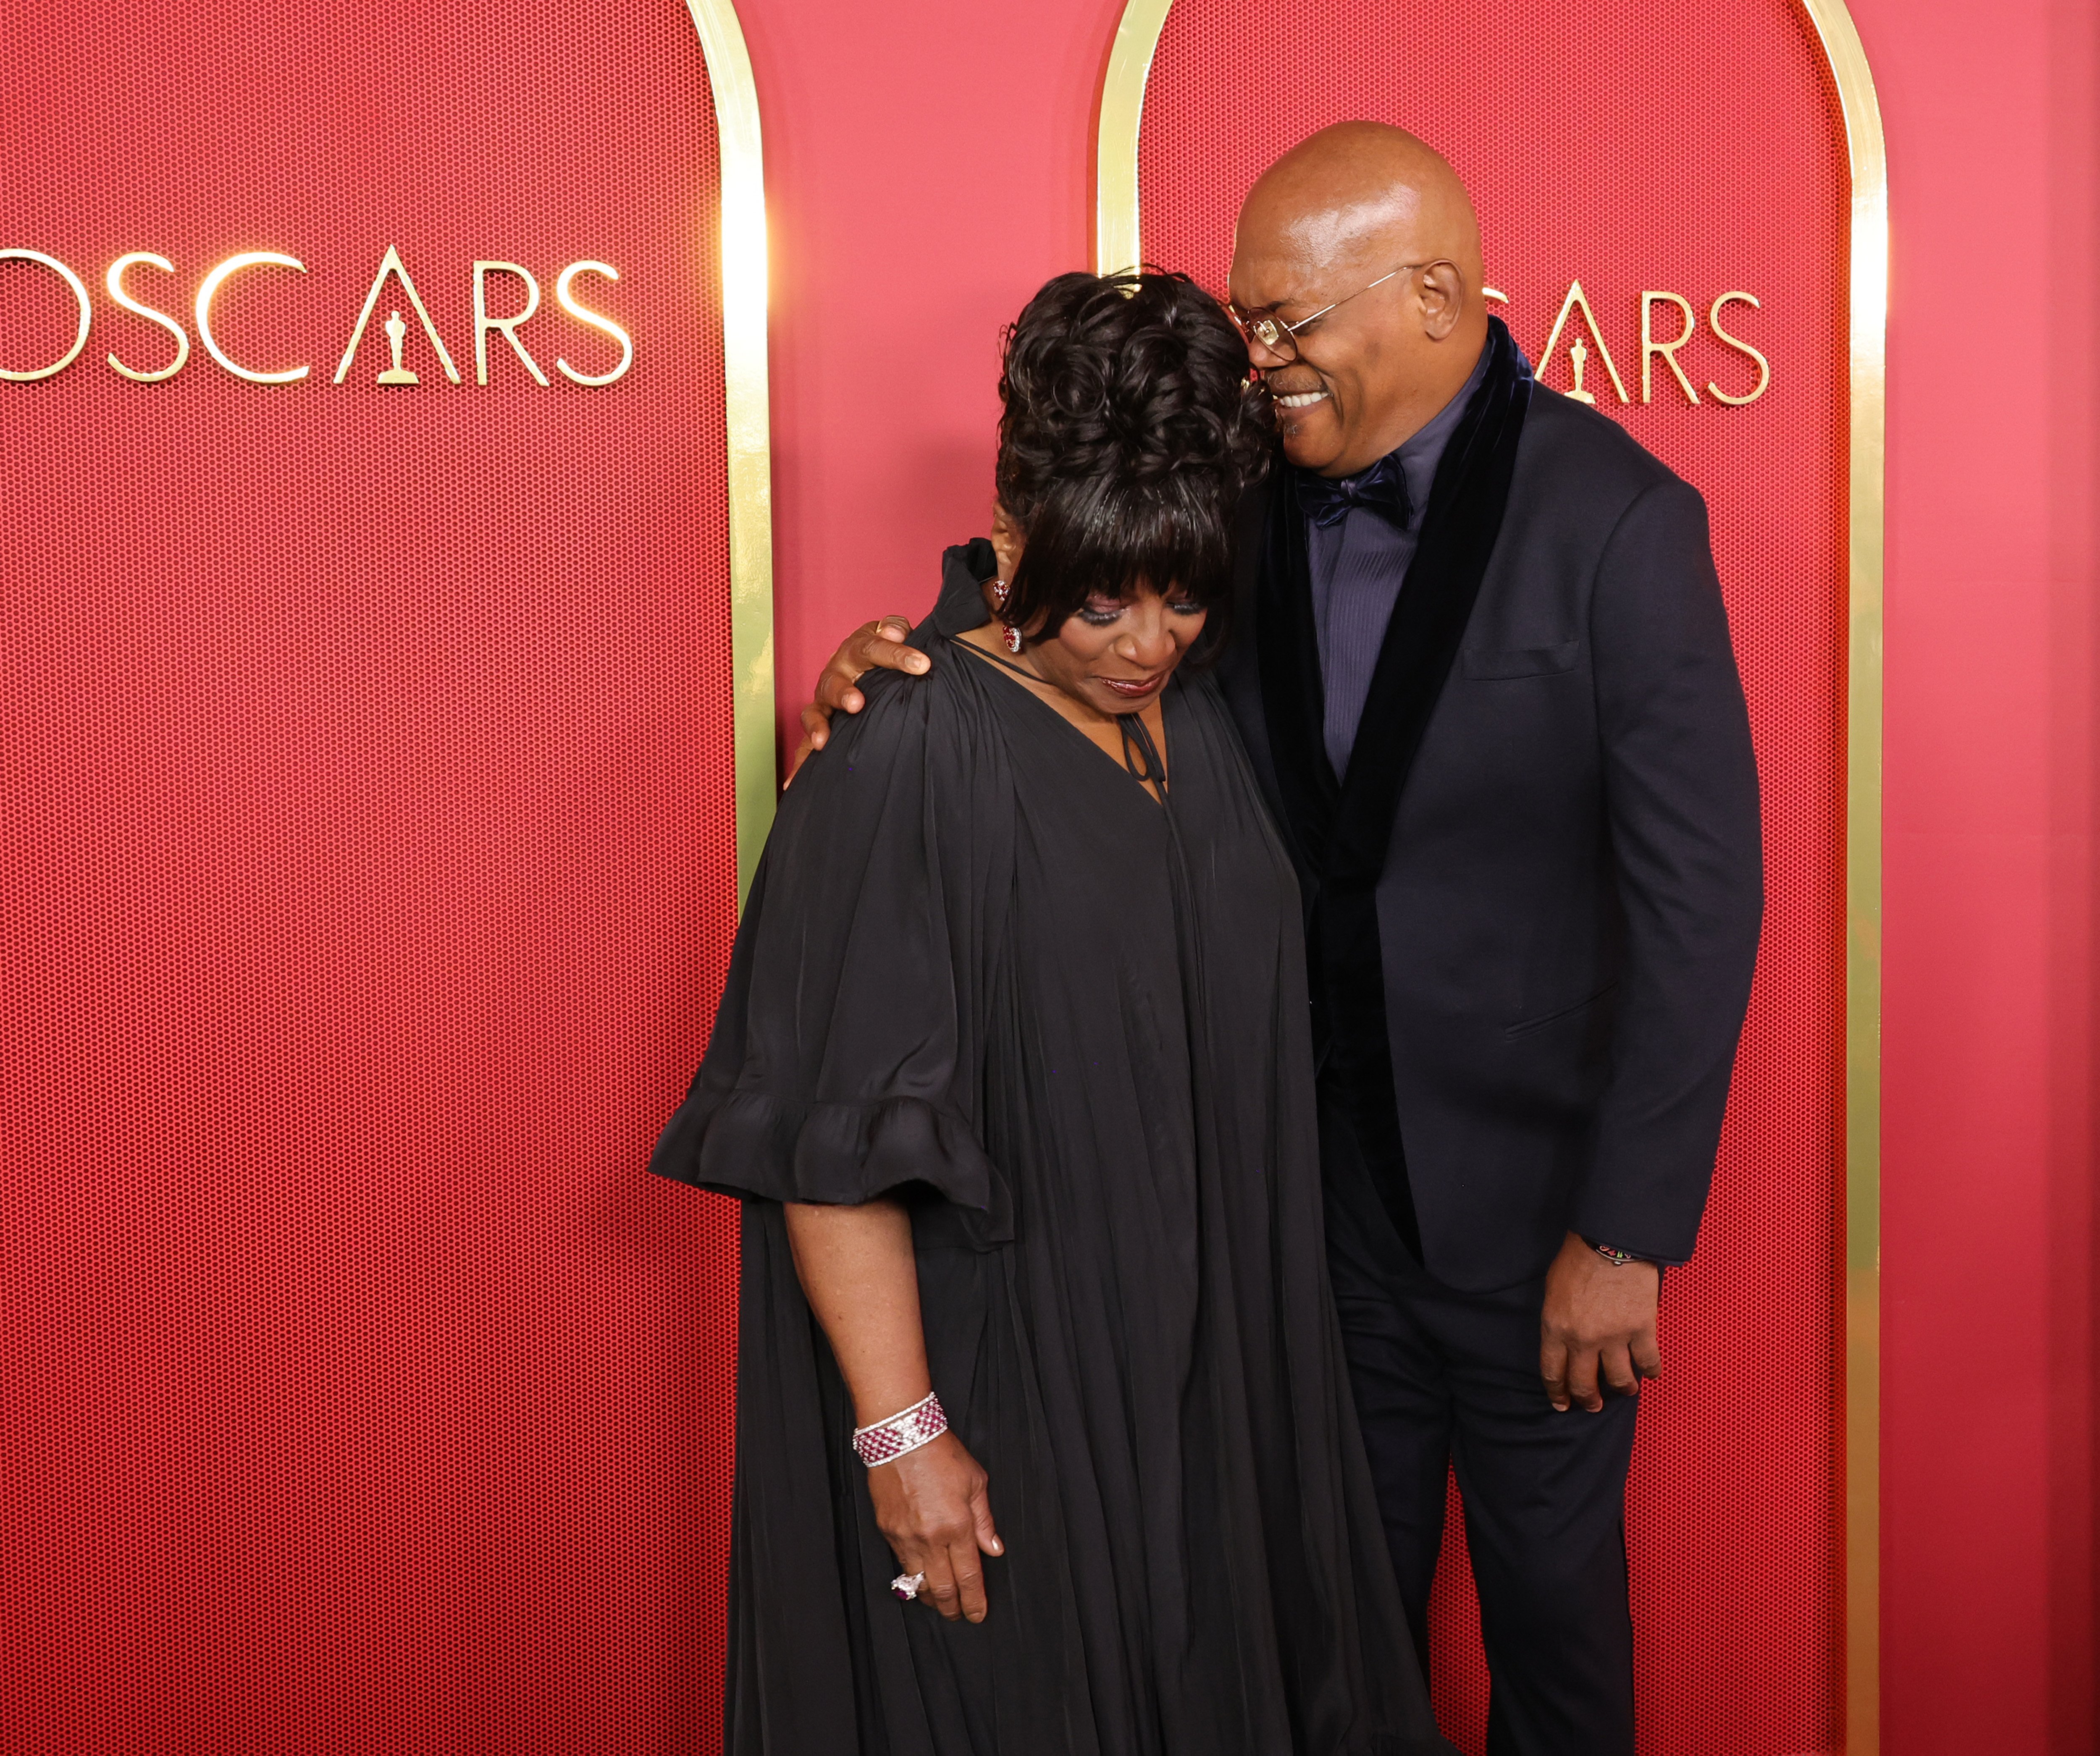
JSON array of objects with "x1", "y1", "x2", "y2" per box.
[{"x1": 891, "y1": 1571, "x2": 926, "y2": 1602}]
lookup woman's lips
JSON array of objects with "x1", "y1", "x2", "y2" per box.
[{"x1": 1099, "y1": 671, "x2": 1168, "y2": 700}]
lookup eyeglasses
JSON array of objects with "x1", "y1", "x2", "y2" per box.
[{"x1": 1227, "y1": 261, "x2": 1432, "y2": 363}]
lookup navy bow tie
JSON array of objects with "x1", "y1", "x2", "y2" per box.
[{"x1": 1295, "y1": 451, "x2": 1413, "y2": 531}]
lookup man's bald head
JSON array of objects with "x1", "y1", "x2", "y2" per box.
[
  {"x1": 1229, "y1": 123, "x2": 1490, "y2": 476},
  {"x1": 1237, "y1": 122, "x2": 1483, "y2": 291}
]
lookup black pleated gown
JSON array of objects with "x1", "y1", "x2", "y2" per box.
[{"x1": 651, "y1": 544, "x2": 1451, "y2": 1756}]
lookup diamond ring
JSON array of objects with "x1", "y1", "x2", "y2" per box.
[{"x1": 890, "y1": 1571, "x2": 927, "y2": 1602}]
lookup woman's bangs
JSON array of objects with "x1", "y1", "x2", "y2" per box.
[{"x1": 1028, "y1": 479, "x2": 1230, "y2": 616}]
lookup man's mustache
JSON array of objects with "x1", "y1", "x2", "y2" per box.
[{"x1": 1258, "y1": 366, "x2": 1328, "y2": 398}]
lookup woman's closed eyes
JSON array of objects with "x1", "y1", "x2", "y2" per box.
[{"x1": 1075, "y1": 592, "x2": 1206, "y2": 628}]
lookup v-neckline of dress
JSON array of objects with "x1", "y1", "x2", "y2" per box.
[{"x1": 948, "y1": 634, "x2": 1172, "y2": 809}]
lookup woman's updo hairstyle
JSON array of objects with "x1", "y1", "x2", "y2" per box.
[{"x1": 995, "y1": 270, "x2": 1270, "y2": 642}]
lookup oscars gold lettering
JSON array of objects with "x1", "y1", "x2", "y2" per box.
[
  {"x1": 6, "y1": 243, "x2": 644, "y2": 395},
  {"x1": 554, "y1": 262, "x2": 633, "y2": 386},
  {"x1": 1641, "y1": 291, "x2": 1701, "y2": 405},
  {"x1": 105, "y1": 252, "x2": 191, "y2": 383},
  {"x1": 1706, "y1": 291, "x2": 1771, "y2": 405},
  {"x1": 473, "y1": 262, "x2": 549, "y2": 387},
  {"x1": 0, "y1": 249, "x2": 94, "y2": 383},
  {"x1": 1535, "y1": 280, "x2": 1628, "y2": 404},
  {"x1": 334, "y1": 244, "x2": 461, "y2": 385},
  {"x1": 194, "y1": 252, "x2": 310, "y2": 384}
]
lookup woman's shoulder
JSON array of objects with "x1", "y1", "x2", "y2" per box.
[
  {"x1": 838, "y1": 631, "x2": 983, "y2": 736},
  {"x1": 748, "y1": 630, "x2": 1016, "y2": 973},
  {"x1": 785, "y1": 634, "x2": 1000, "y2": 815}
]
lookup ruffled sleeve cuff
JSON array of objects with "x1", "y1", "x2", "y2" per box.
[{"x1": 649, "y1": 1084, "x2": 995, "y2": 1213}]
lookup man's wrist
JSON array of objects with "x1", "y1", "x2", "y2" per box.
[{"x1": 1579, "y1": 1234, "x2": 1658, "y2": 1268}]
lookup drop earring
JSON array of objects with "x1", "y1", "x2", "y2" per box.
[{"x1": 991, "y1": 579, "x2": 1023, "y2": 653}]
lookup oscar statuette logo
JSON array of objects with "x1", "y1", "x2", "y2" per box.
[
  {"x1": 0, "y1": 243, "x2": 633, "y2": 390},
  {"x1": 378, "y1": 313, "x2": 417, "y2": 386}
]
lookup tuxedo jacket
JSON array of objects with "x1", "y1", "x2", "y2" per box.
[{"x1": 1216, "y1": 320, "x2": 1764, "y2": 1291}]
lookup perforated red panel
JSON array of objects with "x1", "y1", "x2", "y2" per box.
[
  {"x1": 1139, "y1": 5, "x2": 1848, "y2": 1752},
  {"x1": 0, "y1": 4, "x2": 739, "y2": 1748}
]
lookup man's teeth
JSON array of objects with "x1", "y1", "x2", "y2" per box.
[{"x1": 1274, "y1": 390, "x2": 1329, "y2": 409}]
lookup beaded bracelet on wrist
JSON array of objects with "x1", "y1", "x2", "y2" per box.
[{"x1": 851, "y1": 1392, "x2": 948, "y2": 1468}]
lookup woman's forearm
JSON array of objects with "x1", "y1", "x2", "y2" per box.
[
  {"x1": 785, "y1": 1196, "x2": 1003, "y2": 1623},
  {"x1": 783, "y1": 1199, "x2": 931, "y2": 1425}
]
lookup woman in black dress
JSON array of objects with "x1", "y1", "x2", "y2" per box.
[{"x1": 651, "y1": 272, "x2": 1449, "y2": 1756}]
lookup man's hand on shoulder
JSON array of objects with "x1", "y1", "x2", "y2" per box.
[
  {"x1": 1539, "y1": 1230, "x2": 1662, "y2": 1413},
  {"x1": 788, "y1": 616, "x2": 930, "y2": 784}
]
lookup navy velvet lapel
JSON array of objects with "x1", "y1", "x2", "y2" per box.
[
  {"x1": 1257, "y1": 318, "x2": 1534, "y2": 1240},
  {"x1": 1254, "y1": 463, "x2": 1339, "y2": 884},
  {"x1": 1331, "y1": 318, "x2": 1532, "y2": 881}
]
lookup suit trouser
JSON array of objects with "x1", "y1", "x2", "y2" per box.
[{"x1": 1320, "y1": 1098, "x2": 1639, "y2": 1756}]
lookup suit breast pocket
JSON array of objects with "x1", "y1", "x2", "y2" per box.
[{"x1": 1460, "y1": 639, "x2": 1581, "y2": 681}]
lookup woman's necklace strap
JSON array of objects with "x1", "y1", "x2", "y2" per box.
[{"x1": 946, "y1": 633, "x2": 1040, "y2": 683}]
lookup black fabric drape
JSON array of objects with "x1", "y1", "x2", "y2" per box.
[
  {"x1": 1255, "y1": 318, "x2": 1534, "y2": 1248},
  {"x1": 653, "y1": 543, "x2": 1452, "y2": 1755}
]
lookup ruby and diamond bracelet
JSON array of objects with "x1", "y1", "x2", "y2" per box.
[{"x1": 851, "y1": 1391, "x2": 948, "y2": 1469}]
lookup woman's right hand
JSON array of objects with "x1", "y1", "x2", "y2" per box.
[{"x1": 867, "y1": 1430, "x2": 1003, "y2": 1623}]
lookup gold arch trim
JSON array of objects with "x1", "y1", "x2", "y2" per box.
[
  {"x1": 1095, "y1": 0, "x2": 1174, "y2": 276},
  {"x1": 685, "y1": 0, "x2": 776, "y2": 904},
  {"x1": 1094, "y1": 3, "x2": 1887, "y2": 1748},
  {"x1": 1792, "y1": 8, "x2": 1887, "y2": 1748}
]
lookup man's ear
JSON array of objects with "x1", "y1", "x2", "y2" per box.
[
  {"x1": 989, "y1": 501, "x2": 1025, "y2": 582},
  {"x1": 1418, "y1": 261, "x2": 1467, "y2": 341}
]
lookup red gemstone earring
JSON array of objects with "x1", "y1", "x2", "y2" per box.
[{"x1": 991, "y1": 579, "x2": 1023, "y2": 653}]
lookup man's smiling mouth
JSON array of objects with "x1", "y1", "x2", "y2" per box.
[{"x1": 1274, "y1": 389, "x2": 1329, "y2": 409}]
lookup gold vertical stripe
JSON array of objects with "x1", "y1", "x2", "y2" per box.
[
  {"x1": 1095, "y1": 0, "x2": 1890, "y2": 1747},
  {"x1": 1793, "y1": 5, "x2": 1887, "y2": 1749},
  {"x1": 684, "y1": 0, "x2": 776, "y2": 906}
]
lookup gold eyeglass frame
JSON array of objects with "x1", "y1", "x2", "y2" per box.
[{"x1": 1229, "y1": 259, "x2": 1429, "y2": 359}]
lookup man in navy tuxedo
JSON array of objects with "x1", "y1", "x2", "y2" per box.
[{"x1": 800, "y1": 122, "x2": 1763, "y2": 1755}]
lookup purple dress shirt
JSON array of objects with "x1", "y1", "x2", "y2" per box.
[{"x1": 1305, "y1": 341, "x2": 1492, "y2": 777}]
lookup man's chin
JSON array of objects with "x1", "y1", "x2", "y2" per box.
[{"x1": 1278, "y1": 420, "x2": 1345, "y2": 474}]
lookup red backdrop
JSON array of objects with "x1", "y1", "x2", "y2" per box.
[
  {"x1": 4, "y1": 0, "x2": 2096, "y2": 1751},
  {"x1": 735, "y1": 2, "x2": 2097, "y2": 1752},
  {"x1": 0, "y1": 3, "x2": 740, "y2": 1748},
  {"x1": 1134, "y1": 4, "x2": 1849, "y2": 1751}
]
